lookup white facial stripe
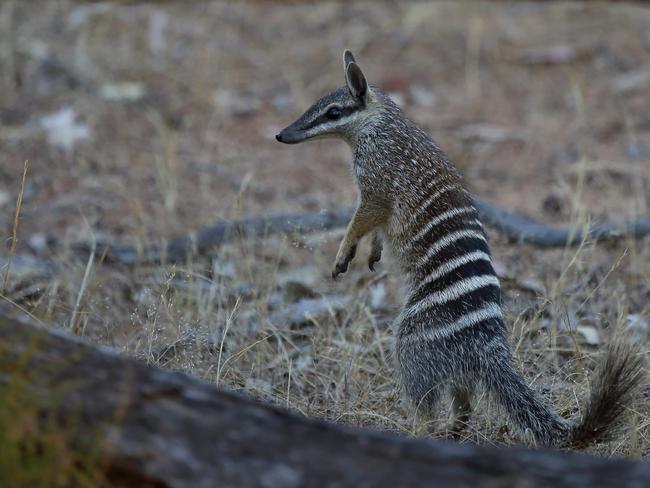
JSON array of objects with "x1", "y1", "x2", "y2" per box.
[{"x1": 306, "y1": 120, "x2": 337, "y2": 136}]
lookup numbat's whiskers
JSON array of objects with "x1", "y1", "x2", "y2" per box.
[{"x1": 276, "y1": 50, "x2": 643, "y2": 447}]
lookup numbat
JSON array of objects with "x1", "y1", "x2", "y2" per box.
[{"x1": 276, "y1": 50, "x2": 643, "y2": 447}]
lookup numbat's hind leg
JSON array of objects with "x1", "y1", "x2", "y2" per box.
[{"x1": 448, "y1": 386, "x2": 472, "y2": 438}]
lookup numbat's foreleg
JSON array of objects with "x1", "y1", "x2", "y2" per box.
[{"x1": 332, "y1": 195, "x2": 389, "y2": 278}]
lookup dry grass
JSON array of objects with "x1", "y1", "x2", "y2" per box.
[
  {"x1": 2, "y1": 159, "x2": 28, "y2": 292},
  {"x1": 0, "y1": 0, "x2": 649, "y2": 464}
]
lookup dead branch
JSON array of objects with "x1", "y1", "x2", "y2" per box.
[
  {"x1": 1, "y1": 312, "x2": 649, "y2": 488},
  {"x1": 70, "y1": 197, "x2": 650, "y2": 265},
  {"x1": 473, "y1": 197, "x2": 650, "y2": 248},
  {"x1": 72, "y1": 207, "x2": 354, "y2": 265}
]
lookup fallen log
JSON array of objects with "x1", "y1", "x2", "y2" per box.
[
  {"x1": 70, "y1": 198, "x2": 650, "y2": 265},
  {"x1": 1, "y1": 313, "x2": 648, "y2": 488}
]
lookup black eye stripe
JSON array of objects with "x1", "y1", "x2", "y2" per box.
[
  {"x1": 303, "y1": 105, "x2": 360, "y2": 130},
  {"x1": 326, "y1": 106, "x2": 342, "y2": 119},
  {"x1": 339, "y1": 106, "x2": 359, "y2": 117}
]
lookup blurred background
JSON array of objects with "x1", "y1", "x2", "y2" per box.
[{"x1": 1, "y1": 1, "x2": 649, "y2": 451}]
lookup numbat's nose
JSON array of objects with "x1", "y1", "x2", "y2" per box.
[{"x1": 275, "y1": 133, "x2": 283, "y2": 142}]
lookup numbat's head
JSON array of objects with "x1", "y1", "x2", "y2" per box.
[{"x1": 276, "y1": 50, "x2": 384, "y2": 145}]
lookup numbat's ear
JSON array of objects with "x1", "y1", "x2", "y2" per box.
[
  {"x1": 345, "y1": 59, "x2": 368, "y2": 104},
  {"x1": 343, "y1": 49, "x2": 356, "y2": 70}
]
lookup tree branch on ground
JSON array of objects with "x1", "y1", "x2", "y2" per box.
[
  {"x1": 70, "y1": 197, "x2": 650, "y2": 265},
  {"x1": 473, "y1": 197, "x2": 650, "y2": 247}
]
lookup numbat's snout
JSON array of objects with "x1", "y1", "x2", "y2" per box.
[{"x1": 276, "y1": 49, "x2": 643, "y2": 447}]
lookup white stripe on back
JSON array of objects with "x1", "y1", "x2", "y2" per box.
[
  {"x1": 417, "y1": 250, "x2": 492, "y2": 290},
  {"x1": 401, "y1": 302, "x2": 503, "y2": 343},
  {"x1": 417, "y1": 229, "x2": 487, "y2": 267},
  {"x1": 403, "y1": 274, "x2": 500, "y2": 319},
  {"x1": 406, "y1": 206, "x2": 476, "y2": 247},
  {"x1": 409, "y1": 185, "x2": 457, "y2": 222}
]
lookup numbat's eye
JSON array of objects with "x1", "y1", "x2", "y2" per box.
[{"x1": 326, "y1": 106, "x2": 342, "y2": 120}]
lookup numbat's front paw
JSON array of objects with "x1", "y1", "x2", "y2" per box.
[
  {"x1": 368, "y1": 241, "x2": 383, "y2": 271},
  {"x1": 332, "y1": 244, "x2": 357, "y2": 279},
  {"x1": 368, "y1": 253, "x2": 381, "y2": 271},
  {"x1": 331, "y1": 262, "x2": 348, "y2": 279}
]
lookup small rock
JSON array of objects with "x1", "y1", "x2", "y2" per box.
[
  {"x1": 27, "y1": 233, "x2": 49, "y2": 254},
  {"x1": 626, "y1": 314, "x2": 648, "y2": 342},
  {"x1": 612, "y1": 69, "x2": 650, "y2": 94},
  {"x1": 148, "y1": 10, "x2": 168, "y2": 58},
  {"x1": 294, "y1": 353, "x2": 313, "y2": 372},
  {"x1": 211, "y1": 259, "x2": 236, "y2": 279},
  {"x1": 100, "y1": 82, "x2": 146, "y2": 102},
  {"x1": 519, "y1": 44, "x2": 578, "y2": 65},
  {"x1": 624, "y1": 142, "x2": 650, "y2": 160},
  {"x1": 39, "y1": 107, "x2": 90, "y2": 156},
  {"x1": 272, "y1": 93, "x2": 294, "y2": 112},
  {"x1": 458, "y1": 123, "x2": 528, "y2": 143},
  {"x1": 409, "y1": 83, "x2": 436, "y2": 107},
  {"x1": 0, "y1": 190, "x2": 10, "y2": 209},
  {"x1": 368, "y1": 282, "x2": 386, "y2": 310},
  {"x1": 212, "y1": 89, "x2": 260, "y2": 116},
  {"x1": 576, "y1": 325, "x2": 600, "y2": 345}
]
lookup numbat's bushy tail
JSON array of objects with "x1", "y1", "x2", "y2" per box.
[
  {"x1": 486, "y1": 341, "x2": 643, "y2": 446},
  {"x1": 276, "y1": 49, "x2": 645, "y2": 447},
  {"x1": 567, "y1": 342, "x2": 644, "y2": 447}
]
